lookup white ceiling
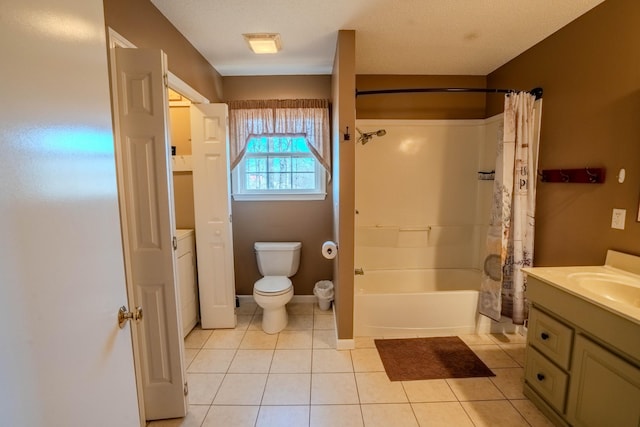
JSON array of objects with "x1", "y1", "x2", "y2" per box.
[{"x1": 150, "y1": 0, "x2": 605, "y2": 76}]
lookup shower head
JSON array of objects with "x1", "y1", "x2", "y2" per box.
[{"x1": 356, "y1": 128, "x2": 387, "y2": 145}]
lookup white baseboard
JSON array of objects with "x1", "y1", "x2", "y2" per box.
[
  {"x1": 236, "y1": 295, "x2": 253, "y2": 306},
  {"x1": 236, "y1": 294, "x2": 317, "y2": 304},
  {"x1": 291, "y1": 295, "x2": 317, "y2": 303},
  {"x1": 332, "y1": 305, "x2": 355, "y2": 349}
]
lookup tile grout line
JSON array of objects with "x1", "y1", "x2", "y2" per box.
[
  {"x1": 209, "y1": 306, "x2": 252, "y2": 408},
  {"x1": 242, "y1": 304, "x2": 263, "y2": 427},
  {"x1": 256, "y1": 318, "x2": 278, "y2": 411},
  {"x1": 175, "y1": 320, "x2": 546, "y2": 427},
  {"x1": 399, "y1": 377, "x2": 422, "y2": 427},
  {"x1": 350, "y1": 332, "x2": 365, "y2": 421},
  {"x1": 309, "y1": 305, "x2": 316, "y2": 426},
  {"x1": 506, "y1": 398, "x2": 536, "y2": 427}
]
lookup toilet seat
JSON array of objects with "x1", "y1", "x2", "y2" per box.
[{"x1": 254, "y1": 276, "x2": 292, "y2": 296}]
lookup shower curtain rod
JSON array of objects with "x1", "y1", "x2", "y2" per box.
[{"x1": 356, "y1": 87, "x2": 543, "y2": 100}]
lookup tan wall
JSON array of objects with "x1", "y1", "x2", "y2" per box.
[
  {"x1": 103, "y1": 0, "x2": 223, "y2": 102},
  {"x1": 223, "y1": 76, "x2": 331, "y2": 101},
  {"x1": 168, "y1": 105, "x2": 195, "y2": 229},
  {"x1": 332, "y1": 31, "x2": 357, "y2": 340},
  {"x1": 172, "y1": 173, "x2": 195, "y2": 230},
  {"x1": 222, "y1": 75, "x2": 334, "y2": 295},
  {"x1": 356, "y1": 75, "x2": 487, "y2": 119},
  {"x1": 103, "y1": 0, "x2": 222, "y2": 247},
  {"x1": 169, "y1": 105, "x2": 192, "y2": 155},
  {"x1": 487, "y1": 0, "x2": 640, "y2": 266},
  {"x1": 230, "y1": 201, "x2": 334, "y2": 296}
]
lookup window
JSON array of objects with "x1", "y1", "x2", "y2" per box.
[
  {"x1": 232, "y1": 135, "x2": 326, "y2": 201},
  {"x1": 228, "y1": 99, "x2": 330, "y2": 201}
]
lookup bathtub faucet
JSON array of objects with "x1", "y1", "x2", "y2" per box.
[{"x1": 355, "y1": 268, "x2": 364, "y2": 275}]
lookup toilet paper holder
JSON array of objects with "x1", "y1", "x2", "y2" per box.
[{"x1": 321, "y1": 241, "x2": 338, "y2": 259}]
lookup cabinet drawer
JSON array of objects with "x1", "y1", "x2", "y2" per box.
[
  {"x1": 525, "y1": 346, "x2": 569, "y2": 413},
  {"x1": 529, "y1": 307, "x2": 573, "y2": 369}
]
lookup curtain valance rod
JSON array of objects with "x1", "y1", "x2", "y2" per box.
[{"x1": 356, "y1": 87, "x2": 543, "y2": 100}]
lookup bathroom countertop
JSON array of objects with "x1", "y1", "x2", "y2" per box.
[
  {"x1": 176, "y1": 229, "x2": 194, "y2": 239},
  {"x1": 523, "y1": 262, "x2": 640, "y2": 326}
]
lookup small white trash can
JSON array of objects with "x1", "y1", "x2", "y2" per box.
[{"x1": 313, "y1": 280, "x2": 334, "y2": 311}]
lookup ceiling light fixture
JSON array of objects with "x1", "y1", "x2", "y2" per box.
[{"x1": 243, "y1": 33, "x2": 282, "y2": 54}]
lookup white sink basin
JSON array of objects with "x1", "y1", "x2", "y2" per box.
[
  {"x1": 567, "y1": 272, "x2": 640, "y2": 309},
  {"x1": 523, "y1": 251, "x2": 640, "y2": 324}
]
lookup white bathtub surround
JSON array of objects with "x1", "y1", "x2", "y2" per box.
[
  {"x1": 355, "y1": 268, "x2": 492, "y2": 337},
  {"x1": 355, "y1": 118, "x2": 505, "y2": 337}
]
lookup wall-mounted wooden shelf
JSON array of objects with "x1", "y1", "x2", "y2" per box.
[{"x1": 538, "y1": 168, "x2": 605, "y2": 183}]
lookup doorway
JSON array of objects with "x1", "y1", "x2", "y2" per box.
[
  {"x1": 168, "y1": 87, "x2": 200, "y2": 339},
  {"x1": 107, "y1": 27, "x2": 236, "y2": 423},
  {"x1": 107, "y1": 29, "x2": 207, "y2": 423}
]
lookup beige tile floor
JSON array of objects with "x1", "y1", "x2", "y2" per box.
[{"x1": 148, "y1": 301, "x2": 554, "y2": 427}]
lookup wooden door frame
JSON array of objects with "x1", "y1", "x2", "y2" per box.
[{"x1": 106, "y1": 28, "x2": 209, "y2": 424}]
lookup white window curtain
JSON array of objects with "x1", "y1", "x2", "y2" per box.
[{"x1": 228, "y1": 99, "x2": 331, "y2": 174}]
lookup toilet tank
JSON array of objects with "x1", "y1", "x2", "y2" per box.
[{"x1": 254, "y1": 242, "x2": 302, "y2": 277}]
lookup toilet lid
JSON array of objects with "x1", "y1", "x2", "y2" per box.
[{"x1": 254, "y1": 276, "x2": 292, "y2": 294}]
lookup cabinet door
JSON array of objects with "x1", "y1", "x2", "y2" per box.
[
  {"x1": 191, "y1": 104, "x2": 236, "y2": 329},
  {"x1": 567, "y1": 335, "x2": 640, "y2": 427}
]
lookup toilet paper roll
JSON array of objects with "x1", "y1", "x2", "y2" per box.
[{"x1": 321, "y1": 241, "x2": 338, "y2": 259}]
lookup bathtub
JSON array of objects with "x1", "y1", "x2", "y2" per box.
[{"x1": 354, "y1": 268, "x2": 493, "y2": 337}]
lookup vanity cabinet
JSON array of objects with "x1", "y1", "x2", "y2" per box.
[
  {"x1": 524, "y1": 286, "x2": 640, "y2": 427},
  {"x1": 176, "y1": 229, "x2": 198, "y2": 337},
  {"x1": 567, "y1": 335, "x2": 640, "y2": 427}
]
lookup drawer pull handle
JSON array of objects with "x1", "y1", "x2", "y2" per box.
[
  {"x1": 540, "y1": 332, "x2": 550, "y2": 340},
  {"x1": 536, "y1": 373, "x2": 545, "y2": 381}
]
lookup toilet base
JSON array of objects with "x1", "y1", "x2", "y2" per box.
[
  {"x1": 253, "y1": 287, "x2": 293, "y2": 334},
  {"x1": 261, "y1": 306, "x2": 288, "y2": 334}
]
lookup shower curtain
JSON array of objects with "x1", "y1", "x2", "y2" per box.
[{"x1": 479, "y1": 92, "x2": 542, "y2": 324}]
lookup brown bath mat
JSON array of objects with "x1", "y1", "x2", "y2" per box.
[{"x1": 374, "y1": 336, "x2": 495, "y2": 381}]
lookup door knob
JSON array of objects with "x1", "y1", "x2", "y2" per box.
[{"x1": 118, "y1": 306, "x2": 143, "y2": 328}]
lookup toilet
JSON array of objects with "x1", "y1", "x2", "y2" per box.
[{"x1": 253, "y1": 241, "x2": 302, "y2": 334}]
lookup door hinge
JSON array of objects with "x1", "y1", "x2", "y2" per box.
[
  {"x1": 184, "y1": 381, "x2": 188, "y2": 396},
  {"x1": 229, "y1": 214, "x2": 232, "y2": 223},
  {"x1": 163, "y1": 73, "x2": 169, "y2": 88},
  {"x1": 172, "y1": 236, "x2": 177, "y2": 250}
]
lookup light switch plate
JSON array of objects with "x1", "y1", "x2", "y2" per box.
[{"x1": 611, "y1": 208, "x2": 626, "y2": 230}]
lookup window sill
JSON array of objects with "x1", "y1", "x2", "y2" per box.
[{"x1": 232, "y1": 192, "x2": 327, "y2": 202}]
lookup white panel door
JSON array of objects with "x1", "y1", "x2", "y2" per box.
[
  {"x1": 0, "y1": 0, "x2": 140, "y2": 425},
  {"x1": 191, "y1": 104, "x2": 237, "y2": 329},
  {"x1": 114, "y1": 48, "x2": 187, "y2": 420}
]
